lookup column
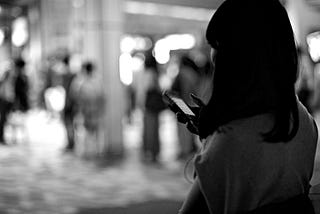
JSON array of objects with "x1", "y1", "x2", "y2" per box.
[{"x1": 82, "y1": 0, "x2": 125, "y2": 157}]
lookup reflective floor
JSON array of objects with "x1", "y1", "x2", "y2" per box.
[
  {"x1": 0, "y1": 109, "x2": 190, "y2": 214},
  {"x1": 0, "y1": 109, "x2": 320, "y2": 214}
]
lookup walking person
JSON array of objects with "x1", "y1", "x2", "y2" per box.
[
  {"x1": 0, "y1": 66, "x2": 14, "y2": 145},
  {"x1": 142, "y1": 53, "x2": 166, "y2": 163},
  {"x1": 61, "y1": 55, "x2": 77, "y2": 152},
  {"x1": 13, "y1": 58, "x2": 29, "y2": 113},
  {"x1": 74, "y1": 61, "x2": 105, "y2": 157},
  {"x1": 170, "y1": 0, "x2": 318, "y2": 213}
]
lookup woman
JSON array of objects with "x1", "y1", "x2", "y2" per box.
[
  {"x1": 142, "y1": 53, "x2": 167, "y2": 162},
  {"x1": 175, "y1": 0, "x2": 318, "y2": 213}
]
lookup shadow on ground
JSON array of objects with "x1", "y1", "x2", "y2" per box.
[{"x1": 76, "y1": 200, "x2": 183, "y2": 214}]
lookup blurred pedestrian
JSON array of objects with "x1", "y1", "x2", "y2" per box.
[
  {"x1": 13, "y1": 58, "x2": 29, "y2": 113},
  {"x1": 0, "y1": 66, "x2": 14, "y2": 145},
  {"x1": 73, "y1": 61, "x2": 105, "y2": 157},
  {"x1": 171, "y1": 0, "x2": 318, "y2": 213},
  {"x1": 61, "y1": 55, "x2": 77, "y2": 151},
  {"x1": 142, "y1": 53, "x2": 166, "y2": 163},
  {"x1": 171, "y1": 55, "x2": 200, "y2": 160}
]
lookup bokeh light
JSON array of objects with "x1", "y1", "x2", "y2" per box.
[
  {"x1": 307, "y1": 31, "x2": 320, "y2": 63},
  {"x1": 12, "y1": 17, "x2": 28, "y2": 47},
  {"x1": 154, "y1": 34, "x2": 196, "y2": 64}
]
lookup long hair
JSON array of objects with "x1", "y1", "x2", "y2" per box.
[{"x1": 199, "y1": 0, "x2": 299, "y2": 142}]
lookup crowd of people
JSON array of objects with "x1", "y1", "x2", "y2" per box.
[
  {"x1": 0, "y1": 47, "x2": 209, "y2": 162},
  {"x1": 0, "y1": 53, "x2": 105, "y2": 157},
  {"x1": 40, "y1": 54, "x2": 105, "y2": 157},
  {"x1": 0, "y1": 35, "x2": 319, "y2": 166}
]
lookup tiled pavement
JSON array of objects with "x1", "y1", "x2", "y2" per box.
[
  {"x1": 1, "y1": 109, "x2": 320, "y2": 214},
  {"x1": 0, "y1": 109, "x2": 191, "y2": 214}
]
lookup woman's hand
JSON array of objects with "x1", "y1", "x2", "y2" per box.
[{"x1": 175, "y1": 94, "x2": 205, "y2": 135}]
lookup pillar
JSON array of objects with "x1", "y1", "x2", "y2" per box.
[
  {"x1": 38, "y1": 0, "x2": 125, "y2": 157},
  {"x1": 82, "y1": 0, "x2": 125, "y2": 157}
]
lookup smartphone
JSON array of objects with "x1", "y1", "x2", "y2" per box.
[{"x1": 163, "y1": 91, "x2": 195, "y2": 119}]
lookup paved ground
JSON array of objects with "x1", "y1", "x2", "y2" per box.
[
  {"x1": 0, "y1": 109, "x2": 320, "y2": 214},
  {"x1": 0, "y1": 109, "x2": 191, "y2": 214}
]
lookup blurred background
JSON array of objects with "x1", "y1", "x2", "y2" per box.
[{"x1": 0, "y1": 0, "x2": 320, "y2": 213}]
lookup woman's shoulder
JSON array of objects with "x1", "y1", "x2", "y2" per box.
[
  {"x1": 199, "y1": 113, "x2": 274, "y2": 157},
  {"x1": 219, "y1": 114, "x2": 274, "y2": 141},
  {"x1": 207, "y1": 101, "x2": 317, "y2": 146}
]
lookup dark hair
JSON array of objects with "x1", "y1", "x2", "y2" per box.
[
  {"x1": 62, "y1": 55, "x2": 70, "y2": 65},
  {"x1": 14, "y1": 58, "x2": 25, "y2": 68},
  {"x1": 199, "y1": 0, "x2": 299, "y2": 142},
  {"x1": 82, "y1": 61, "x2": 95, "y2": 75}
]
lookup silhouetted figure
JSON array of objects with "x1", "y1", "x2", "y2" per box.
[
  {"x1": 125, "y1": 85, "x2": 136, "y2": 124},
  {"x1": 61, "y1": 55, "x2": 77, "y2": 151},
  {"x1": 0, "y1": 67, "x2": 14, "y2": 145},
  {"x1": 142, "y1": 53, "x2": 166, "y2": 163},
  {"x1": 72, "y1": 61, "x2": 105, "y2": 157},
  {"x1": 78, "y1": 62, "x2": 104, "y2": 133},
  {"x1": 171, "y1": 0, "x2": 317, "y2": 213},
  {"x1": 13, "y1": 58, "x2": 29, "y2": 113}
]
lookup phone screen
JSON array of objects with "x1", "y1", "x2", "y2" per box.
[{"x1": 170, "y1": 97, "x2": 195, "y2": 117}]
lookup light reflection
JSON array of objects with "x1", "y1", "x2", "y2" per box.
[
  {"x1": 12, "y1": 17, "x2": 28, "y2": 47},
  {"x1": 154, "y1": 34, "x2": 196, "y2": 64},
  {"x1": 121, "y1": 36, "x2": 136, "y2": 53},
  {"x1": 121, "y1": 35, "x2": 152, "y2": 53},
  {"x1": 119, "y1": 36, "x2": 152, "y2": 85},
  {"x1": 119, "y1": 53, "x2": 133, "y2": 85},
  {"x1": 124, "y1": 1, "x2": 214, "y2": 22},
  {"x1": 0, "y1": 29, "x2": 4, "y2": 46},
  {"x1": 307, "y1": 31, "x2": 320, "y2": 63}
]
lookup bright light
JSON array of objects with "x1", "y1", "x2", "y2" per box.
[
  {"x1": 135, "y1": 37, "x2": 152, "y2": 51},
  {"x1": 44, "y1": 86, "x2": 66, "y2": 112},
  {"x1": 0, "y1": 29, "x2": 4, "y2": 46},
  {"x1": 131, "y1": 56, "x2": 144, "y2": 72},
  {"x1": 121, "y1": 36, "x2": 153, "y2": 53},
  {"x1": 12, "y1": 17, "x2": 28, "y2": 47},
  {"x1": 154, "y1": 39, "x2": 170, "y2": 64},
  {"x1": 167, "y1": 34, "x2": 196, "y2": 50},
  {"x1": 125, "y1": 1, "x2": 214, "y2": 22},
  {"x1": 154, "y1": 34, "x2": 196, "y2": 64},
  {"x1": 119, "y1": 53, "x2": 133, "y2": 85},
  {"x1": 307, "y1": 32, "x2": 320, "y2": 62},
  {"x1": 121, "y1": 36, "x2": 136, "y2": 53}
]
